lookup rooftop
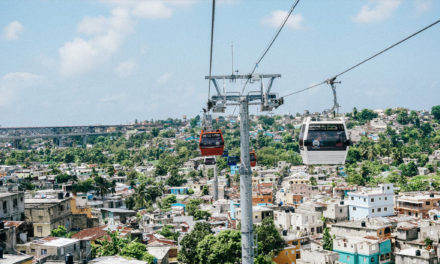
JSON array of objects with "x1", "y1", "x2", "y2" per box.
[
  {"x1": 90, "y1": 256, "x2": 148, "y2": 264},
  {"x1": 0, "y1": 254, "x2": 33, "y2": 264},
  {"x1": 32, "y1": 237, "x2": 79, "y2": 247}
]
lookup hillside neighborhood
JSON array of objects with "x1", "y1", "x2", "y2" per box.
[{"x1": 1, "y1": 106, "x2": 440, "y2": 264}]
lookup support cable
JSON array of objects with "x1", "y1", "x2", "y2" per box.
[
  {"x1": 232, "y1": 0, "x2": 300, "y2": 115},
  {"x1": 207, "y1": 0, "x2": 216, "y2": 111},
  {"x1": 282, "y1": 18, "x2": 440, "y2": 98}
]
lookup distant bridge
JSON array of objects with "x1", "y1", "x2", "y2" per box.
[{"x1": 0, "y1": 124, "x2": 156, "y2": 147}]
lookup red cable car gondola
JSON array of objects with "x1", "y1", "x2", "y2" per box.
[
  {"x1": 250, "y1": 150, "x2": 256, "y2": 167},
  {"x1": 199, "y1": 129, "x2": 224, "y2": 156}
]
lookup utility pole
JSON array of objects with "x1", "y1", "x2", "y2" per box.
[{"x1": 206, "y1": 73, "x2": 282, "y2": 264}]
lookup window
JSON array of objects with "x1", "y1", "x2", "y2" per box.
[
  {"x1": 353, "y1": 207, "x2": 356, "y2": 211},
  {"x1": 41, "y1": 249, "x2": 47, "y2": 255},
  {"x1": 384, "y1": 207, "x2": 388, "y2": 211},
  {"x1": 371, "y1": 257, "x2": 375, "y2": 262},
  {"x1": 296, "y1": 252, "x2": 300, "y2": 259},
  {"x1": 347, "y1": 256, "x2": 350, "y2": 260},
  {"x1": 426, "y1": 201, "x2": 431, "y2": 206},
  {"x1": 364, "y1": 198, "x2": 366, "y2": 202},
  {"x1": 60, "y1": 248, "x2": 64, "y2": 255},
  {"x1": 13, "y1": 199, "x2": 17, "y2": 208},
  {"x1": 340, "y1": 209, "x2": 343, "y2": 213},
  {"x1": 372, "y1": 209, "x2": 375, "y2": 213},
  {"x1": 371, "y1": 198, "x2": 374, "y2": 202},
  {"x1": 387, "y1": 186, "x2": 390, "y2": 190},
  {"x1": 378, "y1": 208, "x2": 382, "y2": 212},
  {"x1": 385, "y1": 197, "x2": 388, "y2": 200},
  {"x1": 37, "y1": 226, "x2": 42, "y2": 233},
  {"x1": 364, "y1": 257, "x2": 367, "y2": 263},
  {"x1": 351, "y1": 197, "x2": 354, "y2": 200}
]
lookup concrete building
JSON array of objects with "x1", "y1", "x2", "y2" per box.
[
  {"x1": 0, "y1": 192, "x2": 25, "y2": 221},
  {"x1": 396, "y1": 193, "x2": 440, "y2": 219},
  {"x1": 323, "y1": 199, "x2": 349, "y2": 223},
  {"x1": 17, "y1": 236, "x2": 89, "y2": 261},
  {"x1": 395, "y1": 248, "x2": 437, "y2": 264},
  {"x1": 331, "y1": 218, "x2": 392, "y2": 240},
  {"x1": 298, "y1": 248, "x2": 339, "y2": 264},
  {"x1": 333, "y1": 237, "x2": 392, "y2": 264},
  {"x1": 24, "y1": 195, "x2": 72, "y2": 237},
  {"x1": 235, "y1": 205, "x2": 273, "y2": 224},
  {"x1": 347, "y1": 184, "x2": 394, "y2": 220}
]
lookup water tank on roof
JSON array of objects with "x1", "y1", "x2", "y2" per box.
[{"x1": 65, "y1": 253, "x2": 73, "y2": 264}]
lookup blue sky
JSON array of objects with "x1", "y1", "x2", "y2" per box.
[{"x1": 0, "y1": 0, "x2": 439, "y2": 126}]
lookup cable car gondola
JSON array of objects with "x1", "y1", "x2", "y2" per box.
[
  {"x1": 250, "y1": 150, "x2": 256, "y2": 167},
  {"x1": 299, "y1": 117, "x2": 350, "y2": 165},
  {"x1": 199, "y1": 129, "x2": 224, "y2": 156}
]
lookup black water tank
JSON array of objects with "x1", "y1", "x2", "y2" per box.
[
  {"x1": 282, "y1": 230, "x2": 288, "y2": 236},
  {"x1": 0, "y1": 247, "x2": 3, "y2": 259},
  {"x1": 65, "y1": 253, "x2": 73, "y2": 264},
  {"x1": 65, "y1": 192, "x2": 70, "y2": 198},
  {"x1": 58, "y1": 192, "x2": 64, "y2": 199},
  {"x1": 415, "y1": 250, "x2": 421, "y2": 256}
]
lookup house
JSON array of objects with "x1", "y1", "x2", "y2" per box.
[
  {"x1": 333, "y1": 236, "x2": 392, "y2": 264},
  {"x1": 395, "y1": 248, "x2": 437, "y2": 264},
  {"x1": 347, "y1": 184, "x2": 394, "y2": 220},
  {"x1": 331, "y1": 218, "x2": 392, "y2": 240},
  {"x1": 396, "y1": 193, "x2": 440, "y2": 219},
  {"x1": 18, "y1": 237, "x2": 88, "y2": 262},
  {"x1": 100, "y1": 208, "x2": 136, "y2": 224},
  {"x1": 297, "y1": 248, "x2": 339, "y2": 264},
  {"x1": 0, "y1": 192, "x2": 25, "y2": 221},
  {"x1": 24, "y1": 194, "x2": 72, "y2": 237},
  {"x1": 323, "y1": 199, "x2": 349, "y2": 223},
  {"x1": 235, "y1": 205, "x2": 273, "y2": 224}
]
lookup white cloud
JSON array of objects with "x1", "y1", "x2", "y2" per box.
[
  {"x1": 3, "y1": 21, "x2": 24, "y2": 40},
  {"x1": 0, "y1": 72, "x2": 44, "y2": 107},
  {"x1": 157, "y1": 73, "x2": 173, "y2": 85},
  {"x1": 59, "y1": 8, "x2": 133, "y2": 76},
  {"x1": 262, "y1": 11, "x2": 303, "y2": 30},
  {"x1": 115, "y1": 59, "x2": 137, "y2": 78},
  {"x1": 133, "y1": 1, "x2": 172, "y2": 19},
  {"x1": 414, "y1": 0, "x2": 432, "y2": 13},
  {"x1": 353, "y1": 0, "x2": 402, "y2": 24}
]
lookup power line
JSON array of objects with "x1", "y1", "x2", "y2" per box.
[
  {"x1": 282, "y1": 17, "x2": 440, "y2": 98},
  {"x1": 232, "y1": 0, "x2": 300, "y2": 115}
]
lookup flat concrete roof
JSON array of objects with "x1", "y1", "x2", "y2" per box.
[{"x1": 1, "y1": 254, "x2": 33, "y2": 264}]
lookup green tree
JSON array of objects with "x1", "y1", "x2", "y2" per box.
[
  {"x1": 322, "y1": 227, "x2": 333, "y2": 251},
  {"x1": 178, "y1": 222, "x2": 212, "y2": 264},
  {"x1": 310, "y1": 177, "x2": 317, "y2": 186},
  {"x1": 432, "y1": 105, "x2": 440, "y2": 121},
  {"x1": 255, "y1": 217, "x2": 285, "y2": 256},
  {"x1": 51, "y1": 226, "x2": 69, "y2": 237},
  {"x1": 196, "y1": 230, "x2": 241, "y2": 264}
]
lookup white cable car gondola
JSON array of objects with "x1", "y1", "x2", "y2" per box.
[{"x1": 299, "y1": 117, "x2": 350, "y2": 165}]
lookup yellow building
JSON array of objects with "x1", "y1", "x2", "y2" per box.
[{"x1": 273, "y1": 237, "x2": 307, "y2": 264}]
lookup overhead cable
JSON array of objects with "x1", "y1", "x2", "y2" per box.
[{"x1": 282, "y1": 18, "x2": 440, "y2": 98}]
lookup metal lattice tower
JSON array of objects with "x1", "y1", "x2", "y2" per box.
[{"x1": 206, "y1": 73, "x2": 282, "y2": 264}]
